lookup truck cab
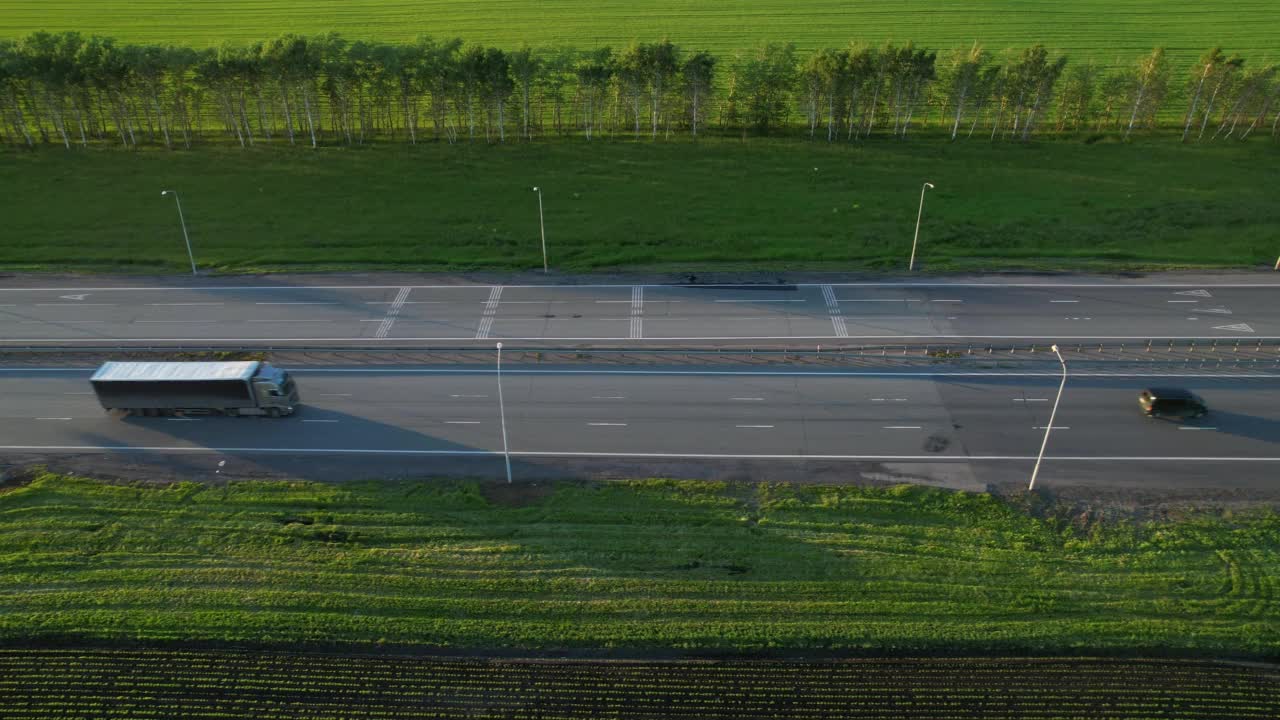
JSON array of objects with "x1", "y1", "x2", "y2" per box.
[{"x1": 252, "y1": 364, "x2": 300, "y2": 416}]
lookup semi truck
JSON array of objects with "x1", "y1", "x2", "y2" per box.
[{"x1": 90, "y1": 361, "x2": 300, "y2": 417}]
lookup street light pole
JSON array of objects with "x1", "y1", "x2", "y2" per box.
[
  {"x1": 161, "y1": 190, "x2": 197, "y2": 276},
  {"x1": 1028, "y1": 344, "x2": 1067, "y2": 492},
  {"x1": 909, "y1": 182, "x2": 934, "y2": 272},
  {"x1": 495, "y1": 342, "x2": 513, "y2": 484},
  {"x1": 532, "y1": 186, "x2": 547, "y2": 273}
]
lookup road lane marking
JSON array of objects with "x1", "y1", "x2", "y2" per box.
[
  {"x1": 35, "y1": 303, "x2": 116, "y2": 306},
  {"x1": 736, "y1": 425, "x2": 775, "y2": 428},
  {"x1": 1034, "y1": 426, "x2": 1071, "y2": 430},
  {"x1": 167, "y1": 418, "x2": 200, "y2": 422},
  {"x1": 1167, "y1": 300, "x2": 1199, "y2": 303},
  {"x1": 475, "y1": 287, "x2": 502, "y2": 339},
  {"x1": 1050, "y1": 300, "x2": 1079, "y2": 303},
  {"x1": 837, "y1": 298, "x2": 922, "y2": 302},
  {"x1": 451, "y1": 394, "x2": 489, "y2": 398},
  {"x1": 63, "y1": 392, "x2": 94, "y2": 395},
  {"x1": 1214, "y1": 323, "x2": 1255, "y2": 332},
  {"x1": 884, "y1": 426, "x2": 922, "y2": 429},
  {"x1": 821, "y1": 285, "x2": 848, "y2": 338},
  {"x1": 302, "y1": 419, "x2": 339, "y2": 423},
  {"x1": 714, "y1": 299, "x2": 808, "y2": 303},
  {"x1": 376, "y1": 287, "x2": 412, "y2": 339},
  {"x1": 931, "y1": 299, "x2": 963, "y2": 303},
  {"x1": 1014, "y1": 398, "x2": 1050, "y2": 402},
  {"x1": 4, "y1": 445, "x2": 1280, "y2": 462},
  {"x1": 445, "y1": 421, "x2": 482, "y2": 424},
  {"x1": 136, "y1": 320, "x2": 217, "y2": 323},
  {"x1": 318, "y1": 393, "x2": 353, "y2": 397},
  {"x1": 592, "y1": 396, "x2": 626, "y2": 399},
  {"x1": 587, "y1": 422, "x2": 628, "y2": 427},
  {"x1": 892, "y1": 398, "x2": 908, "y2": 402},
  {"x1": 630, "y1": 286, "x2": 644, "y2": 339},
  {"x1": 365, "y1": 301, "x2": 446, "y2": 305},
  {"x1": 36, "y1": 417, "x2": 72, "y2": 421},
  {"x1": 249, "y1": 319, "x2": 330, "y2": 323},
  {"x1": 254, "y1": 302, "x2": 340, "y2": 305},
  {"x1": 8, "y1": 331, "x2": 1279, "y2": 342},
  {"x1": 20, "y1": 320, "x2": 105, "y2": 324},
  {"x1": 731, "y1": 397, "x2": 765, "y2": 401},
  {"x1": 1179, "y1": 427, "x2": 1217, "y2": 431},
  {"x1": 148, "y1": 303, "x2": 225, "y2": 306}
]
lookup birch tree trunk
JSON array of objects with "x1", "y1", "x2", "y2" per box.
[{"x1": 1182, "y1": 64, "x2": 1211, "y2": 142}]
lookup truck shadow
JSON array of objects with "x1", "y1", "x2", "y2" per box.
[{"x1": 69, "y1": 407, "x2": 549, "y2": 482}]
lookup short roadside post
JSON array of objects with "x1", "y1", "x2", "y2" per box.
[
  {"x1": 908, "y1": 182, "x2": 934, "y2": 272},
  {"x1": 1028, "y1": 344, "x2": 1067, "y2": 492},
  {"x1": 496, "y1": 342, "x2": 513, "y2": 484},
  {"x1": 161, "y1": 190, "x2": 197, "y2": 275},
  {"x1": 533, "y1": 186, "x2": 548, "y2": 273}
]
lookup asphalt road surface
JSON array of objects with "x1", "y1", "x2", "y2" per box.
[
  {"x1": 1, "y1": 278, "x2": 1277, "y2": 345},
  {"x1": 3, "y1": 366, "x2": 1276, "y2": 491}
]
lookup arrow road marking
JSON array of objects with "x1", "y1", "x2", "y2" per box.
[
  {"x1": 1174, "y1": 289, "x2": 1212, "y2": 297},
  {"x1": 1213, "y1": 323, "x2": 1254, "y2": 333}
]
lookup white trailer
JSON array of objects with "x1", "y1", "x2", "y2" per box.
[{"x1": 90, "y1": 361, "x2": 300, "y2": 417}]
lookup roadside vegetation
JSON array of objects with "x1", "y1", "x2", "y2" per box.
[
  {"x1": 1, "y1": 137, "x2": 1275, "y2": 272},
  {"x1": 3, "y1": 650, "x2": 1277, "y2": 719},
  {"x1": 3, "y1": 31, "x2": 1280, "y2": 149},
  {"x1": 1, "y1": 473, "x2": 1277, "y2": 655}
]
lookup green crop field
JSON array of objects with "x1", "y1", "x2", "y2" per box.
[
  {"x1": 3, "y1": 651, "x2": 1278, "y2": 719},
  {"x1": 1, "y1": 473, "x2": 1278, "y2": 654},
  {"x1": 2, "y1": 1, "x2": 1278, "y2": 71},
  {"x1": 2, "y1": 137, "x2": 1277, "y2": 273}
]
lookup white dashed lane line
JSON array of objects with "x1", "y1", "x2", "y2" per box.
[
  {"x1": 302, "y1": 419, "x2": 340, "y2": 423},
  {"x1": 884, "y1": 426, "x2": 922, "y2": 429},
  {"x1": 445, "y1": 421, "x2": 482, "y2": 425},
  {"x1": 148, "y1": 303, "x2": 225, "y2": 306},
  {"x1": 36, "y1": 417, "x2": 72, "y2": 421},
  {"x1": 736, "y1": 425, "x2": 775, "y2": 429},
  {"x1": 592, "y1": 396, "x2": 626, "y2": 400},
  {"x1": 1179, "y1": 427, "x2": 1217, "y2": 431},
  {"x1": 1034, "y1": 426, "x2": 1071, "y2": 430},
  {"x1": 1014, "y1": 398, "x2": 1049, "y2": 402},
  {"x1": 587, "y1": 422, "x2": 628, "y2": 427},
  {"x1": 254, "y1": 302, "x2": 340, "y2": 306},
  {"x1": 1050, "y1": 300, "x2": 1079, "y2": 303},
  {"x1": 731, "y1": 397, "x2": 765, "y2": 401}
]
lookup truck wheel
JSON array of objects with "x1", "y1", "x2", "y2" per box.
[{"x1": 266, "y1": 408, "x2": 281, "y2": 418}]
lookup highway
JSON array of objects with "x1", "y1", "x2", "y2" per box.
[
  {"x1": 2, "y1": 366, "x2": 1277, "y2": 490},
  {"x1": 1, "y1": 278, "x2": 1278, "y2": 345}
]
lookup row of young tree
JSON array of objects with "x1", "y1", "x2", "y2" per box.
[{"x1": 1, "y1": 31, "x2": 1277, "y2": 148}]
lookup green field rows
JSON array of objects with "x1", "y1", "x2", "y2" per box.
[
  {"x1": 1, "y1": 474, "x2": 1278, "y2": 653},
  {"x1": 2, "y1": 1, "x2": 1278, "y2": 70},
  {"x1": 2, "y1": 650, "x2": 1277, "y2": 719},
  {"x1": 2, "y1": 138, "x2": 1277, "y2": 273}
]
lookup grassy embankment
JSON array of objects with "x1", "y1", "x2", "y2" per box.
[
  {"x1": 3, "y1": 0, "x2": 1278, "y2": 71},
  {"x1": 1, "y1": 138, "x2": 1277, "y2": 273},
  {"x1": 1, "y1": 473, "x2": 1277, "y2": 655}
]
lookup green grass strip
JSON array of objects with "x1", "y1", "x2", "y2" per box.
[
  {"x1": 1, "y1": 473, "x2": 1277, "y2": 654},
  {"x1": 2, "y1": 137, "x2": 1278, "y2": 273}
]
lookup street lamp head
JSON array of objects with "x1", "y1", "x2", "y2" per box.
[
  {"x1": 161, "y1": 190, "x2": 169, "y2": 196},
  {"x1": 532, "y1": 186, "x2": 539, "y2": 192},
  {"x1": 496, "y1": 342, "x2": 503, "y2": 350},
  {"x1": 924, "y1": 182, "x2": 935, "y2": 189},
  {"x1": 1051, "y1": 344, "x2": 1059, "y2": 352}
]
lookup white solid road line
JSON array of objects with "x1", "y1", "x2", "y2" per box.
[
  {"x1": 167, "y1": 418, "x2": 200, "y2": 422},
  {"x1": 36, "y1": 417, "x2": 72, "y2": 421},
  {"x1": 1014, "y1": 398, "x2": 1050, "y2": 402},
  {"x1": 254, "y1": 302, "x2": 340, "y2": 305},
  {"x1": 1168, "y1": 300, "x2": 1199, "y2": 303},
  {"x1": 714, "y1": 299, "x2": 808, "y2": 303},
  {"x1": 1034, "y1": 426, "x2": 1071, "y2": 430},
  {"x1": 587, "y1": 422, "x2": 628, "y2": 427},
  {"x1": 302, "y1": 419, "x2": 340, "y2": 423},
  {"x1": 35, "y1": 303, "x2": 116, "y2": 306},
  {"x1": 5, "y1": 281, "x2": 1280, "y2": 293},
  {"x1": 445, "y1": 421, "x2": 482, "y2": 424},
  {"x1": 838, "y1": 298, "x2": 922, "y2": 302},
  {"x1": 451, "y1": 394, "x2": 489, "y2": 398},
  {"x1": 137, "y1": 320, "x2": 218, "y2": 323},
  {"x1": 731, "y1": 397, "x2": 765, "y2": 401},
  {"x1": 249, "y1": 319, "x2": 331, "y2": 323},
  {"x1": 1050, "y1": 300, "x2": 1079, "y2": 303},
  {"x1": 3, "y1": 444, "x2": 1280, "y2": 462},
  {"x1": 20, "y1": 320, "x2": 105, "y2": 324},
  {"x1": 4, "y1": 333, "x2": 1277, "y2": 342},
  {"x1": 592, "y1": 396, "x2": 627, "y2": 399},
  {"x1": 1179, "y1": 427, "x2": 1218, "y2": 431},
  {"x1": 884, "y1": 426, "x2": 922, "y2": 429},
  {"x1": 148, "y1": 303, "x2": 225, "y2": 306},
  {"x1": 736, "y1": 425, "x2": 775, "y2": 428}
]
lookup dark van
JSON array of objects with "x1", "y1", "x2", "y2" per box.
[{"x1": 1138, "y1": 388, "x2": 1207, "y2": 419}]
